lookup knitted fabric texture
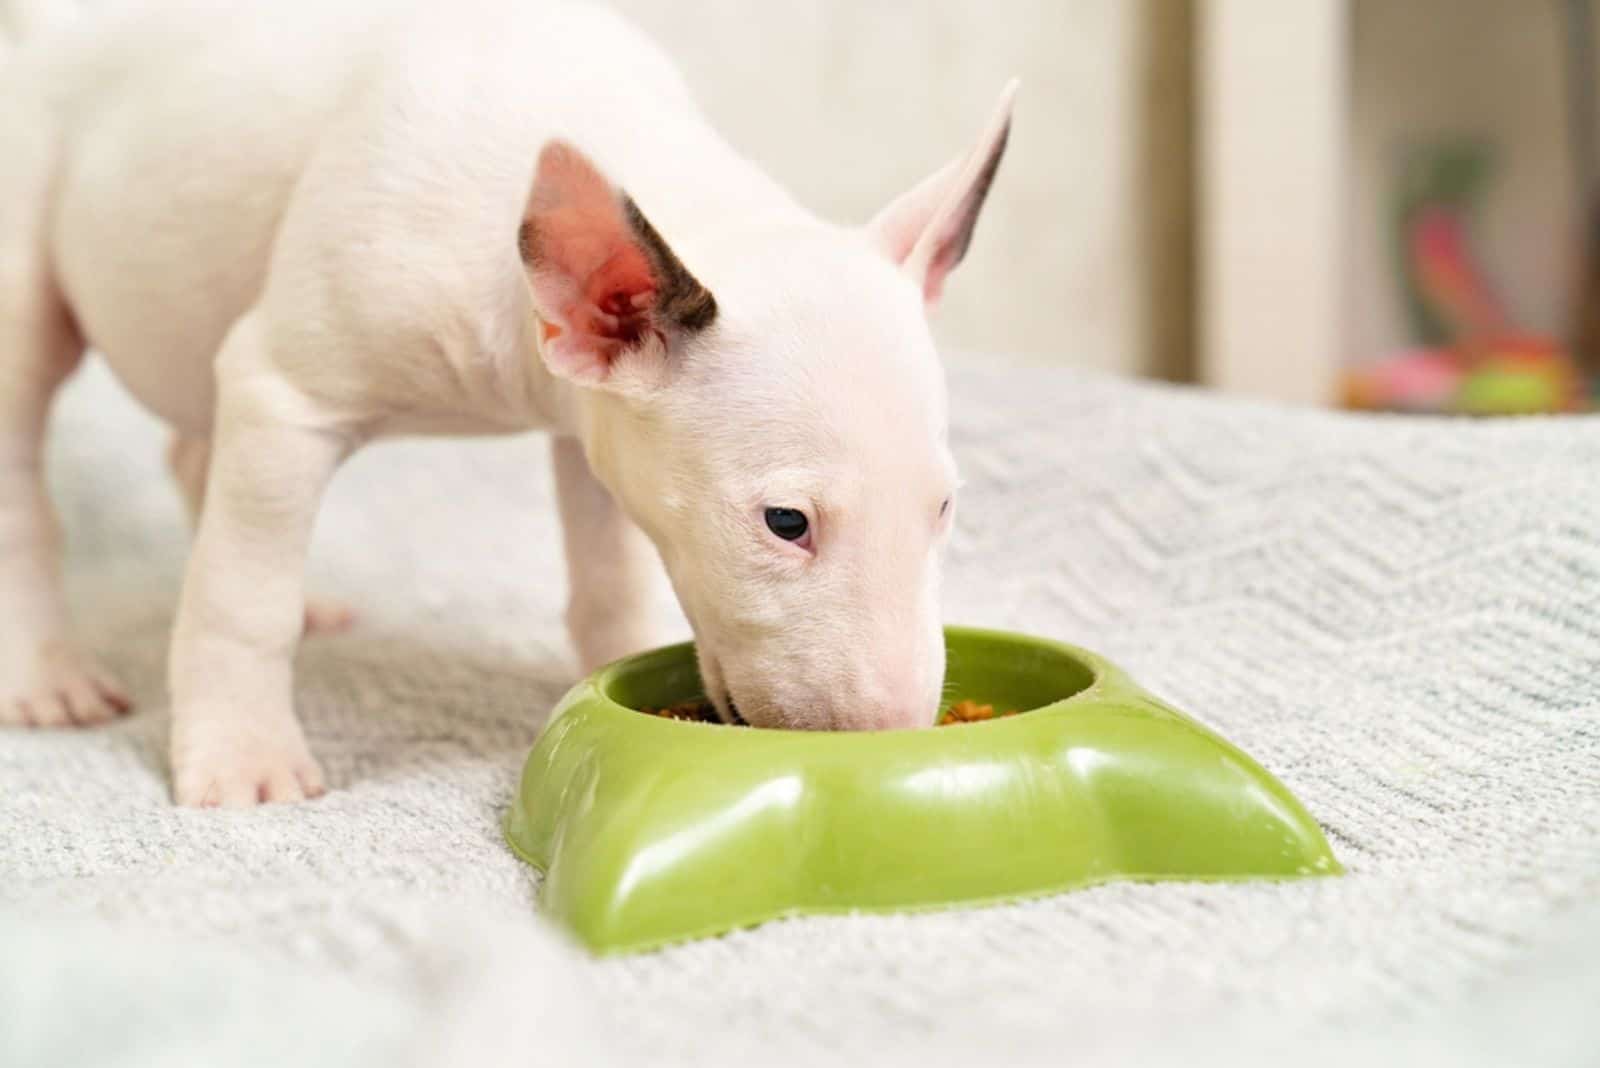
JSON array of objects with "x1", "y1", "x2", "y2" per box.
[{"x1": 3, "y1": 360, "x2": 1597, "y2": 1067}]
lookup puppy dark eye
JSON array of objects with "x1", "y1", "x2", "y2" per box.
[
  {"x1": 939, "y1": 497, "x2": 951, "y2": 519},
  {"x1": 764, "y1": 507, "x2": 809, "y2": 542}
]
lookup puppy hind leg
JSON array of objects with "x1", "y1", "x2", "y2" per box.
[{"x1": 0, "y1": 270, "x2": 130, "y2": 726}]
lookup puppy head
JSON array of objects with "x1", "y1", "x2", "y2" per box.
[{"x1": 520, "y1": 82, "x2": 1016, "y2": 730}]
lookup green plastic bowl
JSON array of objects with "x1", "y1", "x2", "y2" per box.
[{"x1": 506, "y1": 626, "x2": 1340, "y2": 954}]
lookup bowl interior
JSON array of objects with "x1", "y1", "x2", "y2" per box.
[{"x1": 599, "y1": 629, "x2": 1099, "y2": 722}]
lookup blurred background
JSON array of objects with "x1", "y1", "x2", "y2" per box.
[{"x1": 619, "y1": 0, "x2": 1600, "y2": 415}]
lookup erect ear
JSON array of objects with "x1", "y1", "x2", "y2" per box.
[
  {"x1": 519, "y1": 141, "x2": 717, "y2": 387},
  {"x1": 866, "y1": 79, "x2": 1017, "y2": 308}
]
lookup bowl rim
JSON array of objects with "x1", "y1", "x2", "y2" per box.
[{"x1": 578, "y1": 624, "x2": 1129, "y2": 736}]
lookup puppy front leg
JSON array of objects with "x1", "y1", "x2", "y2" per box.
[
  {"x1": 168, "y1": 434, "x2": 356, "y2": 637},
  {"x1": 168, "y1": 320, "x2": 351, "y2": 807},
  {"x1": 551, "y1": 436, "x2": 669, "y2": 672}
]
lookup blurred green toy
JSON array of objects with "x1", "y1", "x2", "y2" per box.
[{"x1": 1344, "y1": 141, "x2": 1591, "y2": 414}]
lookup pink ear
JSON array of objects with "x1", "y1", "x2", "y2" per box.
[
  {"x1": 520, "y1": 142, "x2": 717, "y2": 385},
  {"x1": 867, "y1": 79, "x2": 1017, "y2": 308}
]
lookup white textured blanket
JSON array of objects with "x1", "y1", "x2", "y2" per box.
[{"x1": 3, "y1": 359, "x2": 1597, "y2": 1067}]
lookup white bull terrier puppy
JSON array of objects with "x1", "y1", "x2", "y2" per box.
[{"x1": 0, "y1": 0, "x2": 1015, "y2": 806}]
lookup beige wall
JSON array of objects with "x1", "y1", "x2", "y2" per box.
[
  {"x1": 1199, "y1": 0, "x2": 1347, "y2": 405},
  {"x1": 612, "y1": 1, "x2": 1193, "y2": 377}
]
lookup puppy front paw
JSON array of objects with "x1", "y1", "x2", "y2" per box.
[
  {"x1": 0, "y1": 639, "x2": 132, "y2": 727},
  {"x1": 170, "y1": 707, "x2": 325, "y2": 807}
]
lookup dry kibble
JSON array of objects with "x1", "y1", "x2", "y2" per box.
[
  {"x1": 938, "y1": 699, "x2": 1020, "y2": 725},
  {"x1": 638, "y1": 698, "x2": 1019, "y2": 726},
  {"x1": 642, "y1": 700, "x2": 721, "y2": 723}
]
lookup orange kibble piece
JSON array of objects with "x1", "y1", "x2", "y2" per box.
[{"x1": 938, "y1": 699, "x2": 1018, "y2": 725}]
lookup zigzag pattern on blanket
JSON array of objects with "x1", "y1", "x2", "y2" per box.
[{"x1": 2, "y1": 359, "x2": 1597, "y2": 1068}]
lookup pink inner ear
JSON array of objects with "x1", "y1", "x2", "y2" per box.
[
  {"x1": 866, "y1": 156, "x2": 973, "y2": 307},
  {"x1": 867, "y1": 157, "x2": 961, "y2": 270},
  {"x1": 524, "y1": 143, "x2": 663, "y2": 376},
  {"x1": 866, "y1": 80, "x2": 1016, "y2": 309},
  {"x1": 574, "y1": 247, "x2": 658, "y2": 347}
]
